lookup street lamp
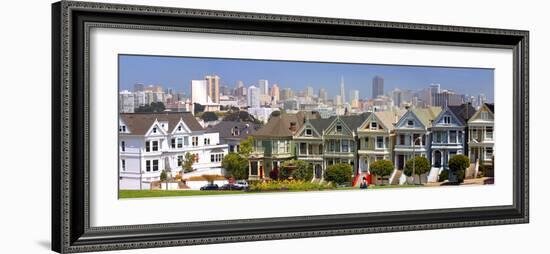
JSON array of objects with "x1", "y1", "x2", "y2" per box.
[{"x1": 411, "y1": 132, "x2": 429, "y2": 185}]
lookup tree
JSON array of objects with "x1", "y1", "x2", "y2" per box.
[
  {"x1": 448, "y1": 154, "x2": 470, "y2": 183},
  {"x1": 222, "y1": 152, "x2": 249, "y2": 180},
  {"x1": 160, "y1": 170, "x2": 169, "y2": 190},
  {"x1": 201, "y1": 111, "x2": 219, "y2": 122},
  {"x1": 135, "y1": 101, "x2": 166, "y2": 113},
  {"x1": 239, "y1": 136, "x2": 254, "y2": 157},
  {"x1": 181, "y1": 152, "x2": 196, "y2": 173},
  {"x1": 281, "y1": 160, "x2": 313, "y2": 181},
  {"x1": 325, "y1": 163, "x2": 353, "y2": 186},
  {"x1": 369, "y1": 160, "x2": 394, "y2": 185},
  {"x1": 404, "y1": 156, "x2": 430, "y2": 184}
]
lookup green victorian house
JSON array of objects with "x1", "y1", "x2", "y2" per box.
[{"x1": 248, "y1": 112, "x2": 309, "y2": 180}]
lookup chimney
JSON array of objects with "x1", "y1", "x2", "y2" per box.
[{"x1": 289, "y1": 122, "x2": 297, "y2": 132}]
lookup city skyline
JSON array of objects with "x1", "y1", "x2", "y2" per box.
[{"x1": 119, "y1": 54, "x2": 494, "y2": 102}]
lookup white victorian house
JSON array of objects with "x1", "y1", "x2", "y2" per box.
[{"x1": 119, "y1": 112, "x2": 228, "y2": 190}]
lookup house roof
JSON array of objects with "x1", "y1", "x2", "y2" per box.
[
  {"x1": 484, "y1": 103, "x2": 495, "y2": 113},
  {"x1": 206, "y1": 121, "x2": 261, "y2": 139},
  {"x1": 253, "y1": 112, "x2": 307, "y2": 138},
  {"x1": 448, "y1": 103, "x2": 476, "y2": 125},
  {"x1": 411, "y1": 107, "x2": 442, "y2": 128},
  {"x1": 373, "y1": 111, "x2": 404, "y2": 131},
  {"x1": 308, "y1": 117, "x2": 334, "y2": 133},
  {"x1": 340, "y1": 113, "x2": 371, "y2": 130},
  {"x1": 120, "y1": 112, "x2": 203, "y2": 135}
]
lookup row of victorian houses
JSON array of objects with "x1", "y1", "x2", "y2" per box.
[
  {"x1": 118, "y1": 103, "x2": 494, "y2": 189},
  {"x1": 247, "y1": 103, "x2": 494, "y2": 184}
]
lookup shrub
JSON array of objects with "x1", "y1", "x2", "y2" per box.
[
  {"x1": 404, "y1": 156, "x2": 431, "y2": 184},
  {"x1": 325, "y1": 163, "x2": 353, "y2": 186},
  {"x1": 222, "y1": 152, "x2": 248, "y2": 180},
  {"x1": 248, "y1": 180, "x2": 335, "y2": 192},
  {"x1": 160, "y1": 170, "x2": 168, "y2": 182},
  {"x1": 281, "y1": 160, "x2": 312, "y2": 181},
  {"x1": 269, "y1": 167, "x2": 279, "y2": 180},
  {"x1": 369, "y1": 160, "x2": 394, "y2": 181},
  {"x1": 438, "y1": 170, "x2": 449, "y2": 182},
  {"x1": 448, "y1": 154, "x2": 470, "y2": 183}
]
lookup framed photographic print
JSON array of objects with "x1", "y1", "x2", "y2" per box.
[{"x1": 51, "y1": 1, "x2": 529, "y2": 253}]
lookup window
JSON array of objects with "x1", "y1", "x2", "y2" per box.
[
  {"x1": 376, "y1": 136, "x2": 384, "y2": 149},
  {"x1": 152, "y1": 140, "x2": 159, "y2": 151},
  {"x1": 472, "y1": 129, "x2": 478, "y2": 141},
  {"x1": 145, "y1": 141, "x2": 150, "y2": 152},
  {"x1": 119, "y1": 125, "x2": 126, "y2": 132},
  {"x1": 177, "y1": 138, "x2": 183, "y2": 148},
  {"x1": 399, "y1": 135, "x2": 405, "y2": 145},
  {"x1": 413, "y1": 134, "x2": 421, "y2": 145},
  {"x1": 204, "y1": 138, "x2": 210, "y2": 145},
  {"x1": 450, "y1": 131, "x2": 457, "y2": 143},
  {"x1": 121, "y1": 141, "x2": 125, "y2": 152},
  {"x1": 336, "y1": 125, "x2": 342, "y2": 133},
  {"x1": 121, "y1": 159, "x2": 126, "y2": 171},
  {"x1": 300, "y1": 143, "x2": 307, "y2": 155},
  {"x1": 210, "y1": 153, "x2": 224, "y2": 163},
  {"x1": 443, "y1": 116, "x2": 451, "y2": 124},
  {"x1": 184, "y1": 136, "x2": 189, "y2": 146},
  {"x1": 229, "y1": 145, "x2": 235, "y2": 152},
  {"x1": 152, "y1": 160, "x2": 159, "y2": 171},
  {"x1": 407, "y1": 120, "x2": 414, "y2": 127},
  {"x1": 370, "y1": 122, "x2": 377, "y2": 130},
  {"x1": 177, "y1": 155, "x2": 183, "y2": 166},
  {"x1": 434, "y1": 132, "x2": 441, "y2": 143},
  {"x1": 335, "y1": 140, "x2": 341, "y2": 152},
  {"x1": 194, "y1": 153, "x2": 199, "y2": 163},
  {"x1": 305, "y1": 128, "x2": 313, "y2": 136},
  {"x1": 146, "y1": 160, "x2": 151, "y2": 172},
  {"x1": 177, "y1": 126, "x2": 182, "y2": 131},
  {"x1": 342, "y1": 140, "x2": 350, "y2": 153},
  {"x1": 171, "y1": 138, "x2": 176, "y2": 148},
  {"x1": 231, "y1": 126, "x2": 239, "y2": 136},
  {"x1": 486, "y1": 147, "x2": 493, "y2": 157},
  {"x1": 192, "y1": 137, "x2": 198, "y2": 146},
  {"x1": 376, "y1": 156, "x2": 384, "y2": 161},
  {"x1": 481, "y1": 112, "x2": 488, "y2": 120},
  {"x1": 152, "y1": 127, "x2": 157, "y2": 133},
  {"x1": 486, "y1": 127, "x2": 493, "y2": 140},
  {"x1": 458, "y1": 131, "x2": 463, "y2": 143}
]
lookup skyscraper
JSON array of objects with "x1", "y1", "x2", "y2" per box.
[
  {"x1": 271, "y1": 84, "x2": 280, "y2": 103},
  {"x1": 191, "y1": 80, "x2": 209, "y2": 104},
  {"x1": 247, "y1": 86, "x2": 260, "y2": 108},
  {"x1": 259, "y1": 80, "x2": 269, "y2": 95},
  {"x1": 305, "y1": 86, "x2": 314, "y2": 98},
  {"x1": 372, "y1": 76, "x2": 384, "y2": 99},
  {"x1": 319, "y1": 88, "x2": 327, "y2": 102},
  {"x1": 350, "y1": 90, "x2": 359, "y2": 108},
  {"x1": 205, "y1": 75, "x2": 220, "y2": 103},
  {"x1": 340, "y1": 76, "x2": 346, "y2": 104},
  {"x1": 392, "y1": 88, "x2": 402, "y2": 108}
]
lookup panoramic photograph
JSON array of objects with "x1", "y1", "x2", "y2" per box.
[{"x1": 117, "y1": 55, "x2": 495, "y2": 199}]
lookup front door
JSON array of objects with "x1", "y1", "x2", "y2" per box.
[
  {"x1": 314, "y1": 164, "x2": 322, "y2": 179},
  {"x1": 397, "y1": 155, "x2": 405, "y2": 170},
  {"x1": 434, "y1": 150, "x2": 442, "y2": 167}
]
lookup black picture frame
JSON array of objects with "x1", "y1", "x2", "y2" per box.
[{"x1": 51, "y1": 1, "x2": 529, "y2": 253}]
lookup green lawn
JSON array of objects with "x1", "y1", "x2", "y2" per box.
[
  {"x1": 120, "y1": 184, "x2": 427, "y2": 199},
  {"x1": 119, "y1": 190, "x2": 247, "y2": 198}
]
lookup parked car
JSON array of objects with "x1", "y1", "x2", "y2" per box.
[
  {"x1": 234, "y1": 180, "x2": 249, "y2": 190},
  {"x1": 220, "y1": 184, "x2": 244, "y2": 190},
  {"x1": 200, "y1": 184, "x2": 219, "y2": 190}
]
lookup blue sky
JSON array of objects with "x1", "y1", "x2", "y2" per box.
[{"x1": 119, "y1": 54, "x2": 494, "y2": 101}]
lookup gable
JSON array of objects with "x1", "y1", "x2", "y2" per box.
[
  {"x1": 145, "y1": 121, "x2": 168, "y2": 137},
  {"x1": 359, "y1": 114, "x2": 386, "y2": 132},
  {"x1": 295, "y1": 122, "x2": 321, "y2": 138},
  {"x1": 469, "y1": 104, "x2": 495, "y2": 123},
  {"x1": 326, "y1": 117, "x2": 353, "y2": 136},
  {"x1": 395, "y1": 111, "x2": 426, "y2": 130},
  {"x1": 171, "y1": 119, "x2": 192, "y2": 135},
  {"x1": 433, "y1": 108, "x2": 463, "y2": 127}
]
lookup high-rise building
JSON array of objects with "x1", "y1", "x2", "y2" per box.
[
  {"x1": 205, "y1": 75, "x2": 220, "y2": 103},
  {"x1": 340, "y1": 76, "x2": 346, "y2": 104},
  {"x1": 119, "y1": 90, "x2": 135, "y2": 113},
  {"x1": 280, "y1": 88, "x2": 293, "y2": 101},
  {"x1": 433, "y1": 90, "x2": 464, "y2": 107},
  {"x1": 247, "y1": 86, "x2": 260, "y2": 108},
  {"x1": 259, "y1": 80, "x2": 269, "y2": 95},
  {"x1": 350, "y1": 90, "x2": 359, "y2": 108},
  {"x1": 191, "y1": 80, "x2": 209, "y2": 104},
  {"x1": 372, "y1": 76, "x2": 384, "y2": 99},
  {"x1": 133, "y1": 83, "x2": 144, "y2": 92},
  {"x1": 271, "y1": 84, "x2": 280, "y2": 103},
  {"x1": 335, "y1": 95, "x2": 342, "y2": 106},
  {"x1": 319, "y1": 88, "x2": 327, "y2": 102},
  {"x1": 305, "y1": 86, "x2": 314, "y2": 98},
  {"x1": 392, "y1": 88, "x2": 402, "y2": 108}
]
